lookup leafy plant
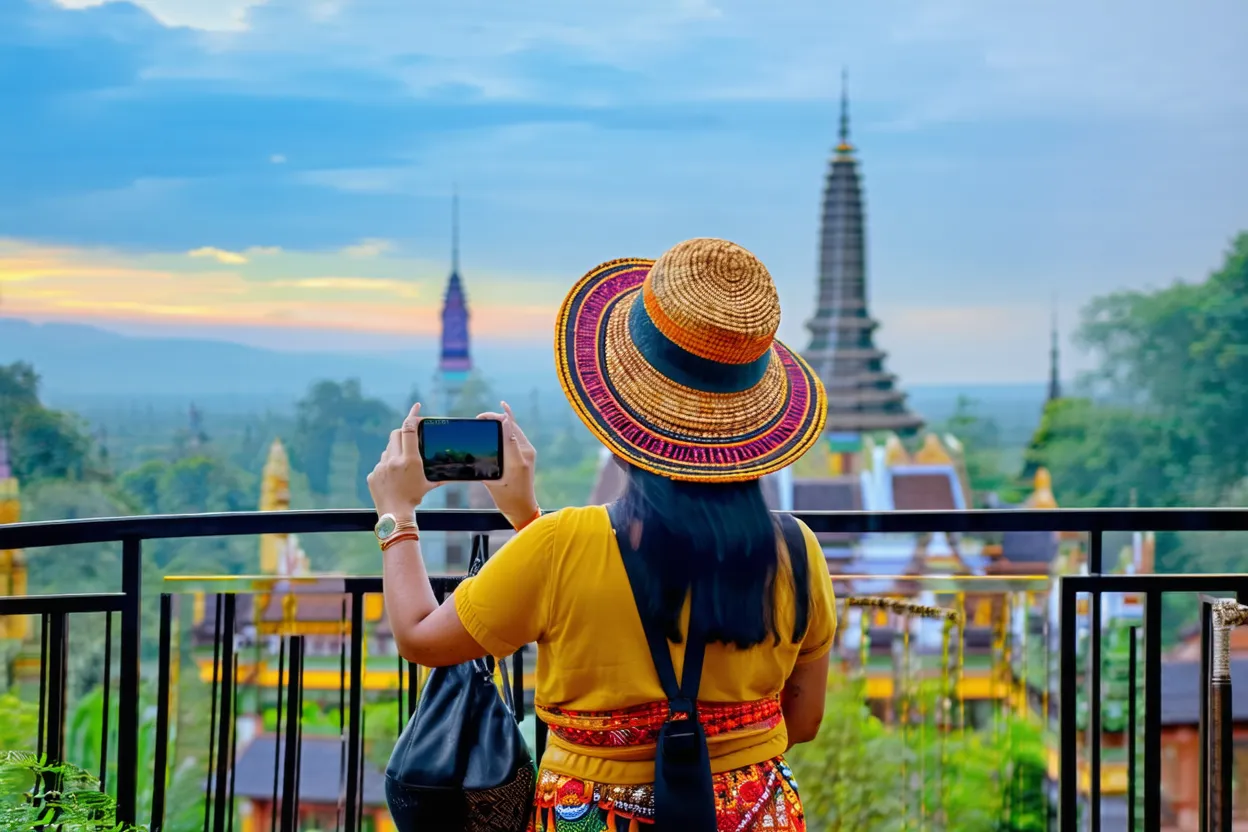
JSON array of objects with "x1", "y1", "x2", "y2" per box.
[{"x1": 0, "y1": 752, "x2": 141, "y2": 832}]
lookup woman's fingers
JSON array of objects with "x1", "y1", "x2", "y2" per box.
[
  {"x1": 499, "y1": 401, "x2": 531, "y2": 446},
  {"x1": 399, "y1": 402, "x2": 421, "y2": 456}
]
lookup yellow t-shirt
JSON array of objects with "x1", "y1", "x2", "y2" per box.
[{"x1": 453, "y1": 504, "x2": 836, "y2": 784}]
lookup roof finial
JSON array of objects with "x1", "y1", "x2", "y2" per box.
[
  {"x1": 836, "y1": 67, "x2": 854, "y2": 155},
  {"x1": 451, "y1": 185, "x2": 460, "y2": 276},
  {"x1": 1048, "y1": 295, "x2": 1061, "y2": 402}
]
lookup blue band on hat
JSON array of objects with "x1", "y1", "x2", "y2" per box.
[{"x1": 628, "y1": 294, "x2": 770, "y2": 394}]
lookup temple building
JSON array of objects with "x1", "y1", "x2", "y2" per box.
[
  {"x1": 0, "y1": 437, "x2": 29, "y2": 643},
  {"x1": 802, "y1": 72, "x2": 923, "y2": 473}
]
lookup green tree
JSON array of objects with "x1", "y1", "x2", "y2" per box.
[
  {"x1": 0, "y1": 363, "x2": 96, "y2": 485},
  {"x1": 937, "y1": 396, "x2": 1009, "y2": 501},
  {"x1": 1073, "y1": 232, "x2": 1248, "y2": 499},
  {"x1": 292, "y1": 380, "x2": 397, "y2": 503}
]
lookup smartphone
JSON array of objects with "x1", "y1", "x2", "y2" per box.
[{"x1": 417, "y1": 418, "x2": 504, "y2": 482}]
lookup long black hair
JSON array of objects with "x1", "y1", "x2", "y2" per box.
[{"x1": 615, "y1": 460, "x2": 811, "y2": 650}]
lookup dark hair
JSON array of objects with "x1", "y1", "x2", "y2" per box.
[{"x1": 616, "y1": 460, "x2": 811, "y2": 650}]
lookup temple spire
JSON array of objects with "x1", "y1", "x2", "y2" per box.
[
  {"x1": 451, "y1": 185, "x2": 460, "y2": 277},
  {"x1": 837, "y1": 67, "x2": 853, "y2": 155},
  {"x1": 1047, "y1": 298, "x2": 1062, "y2": 402}
]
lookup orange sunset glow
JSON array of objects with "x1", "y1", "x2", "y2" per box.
[{"x1": 0, "y1": 237, "x2": 563, "y2": 340}]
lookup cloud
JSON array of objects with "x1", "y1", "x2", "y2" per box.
[
  {"x1": 188, "y1": 246, "x2": 249, "y2": 265},
  {"x1": 269, "y1": 154, "x2": 287, "y2": 164},
  {"x1": 52, "y1": 0, "x2": 263, "y2": 31},
  {"x1": 270, "y1": 276, "x2": 418, "y2": 297},
  {"x1": 340, "y1": 239, "x2": 395, "y2": 258},
  {"x1": 0, "y1": 237, "x2": 561, "y2": 343}
]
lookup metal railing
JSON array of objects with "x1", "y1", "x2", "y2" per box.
[{"x1": 4, "y1": 506, "x2": 1248, "y2": 831}]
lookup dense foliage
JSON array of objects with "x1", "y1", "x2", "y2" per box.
[{"x1": 788, "y1": 677, "x2": 1048, "y2": 832}]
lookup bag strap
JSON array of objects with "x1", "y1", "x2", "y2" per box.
[
  {"x1": 776, "y1": 513, "x2": 811, "y2": 642},
  {"x1": 465, "y1": 533, "x2": 519, "y2": 717},
  {"x1": 607, "y1": 503, "x2": 706, "y2": 716}
]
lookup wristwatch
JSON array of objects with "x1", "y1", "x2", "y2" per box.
[{"x1": 375, "y1": 511, "x2": 418, "y2": 542}]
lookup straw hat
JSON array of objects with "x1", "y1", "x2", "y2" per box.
[{"x1": 555, "y1": 238, "x2": 827, "y2": 482}]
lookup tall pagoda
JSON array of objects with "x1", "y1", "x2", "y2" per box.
[
  {"x1": 803, "y1": 72, "x2": 923, "y2": 443},
  {"x1": 427, "y1": 192, "x2": 475, "y2": 571},
  {"x1": 435, "y1": 191, "x2": 472, "y2": 413}
]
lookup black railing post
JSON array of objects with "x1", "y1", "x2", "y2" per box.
[
  {"x1": 280, "y1": 636, "x2": 305, "y2": 832},
  {"x1": 151, "y1": 594, "x2": 174, "y2": 832},
  {"x1": 1127, "y1": 625, "x2": 1138, "y2": 832},
  {"x1": 99, "y1": 610, "x2": 112, "y2": 791},
  {"x1": 1203, "y1": 597, "x2": 1246, "y2": 832},
  {"x1": 270, "y1": 635, "x2": 286, "y2": 832},
  {"x1": 1058, "y1": 579, "x2": 1077, "y2": 832},
  {"x1": 116, "y1": 537, "x2": 142, "y2": 828},
  {"x1": 43, "y1": 612, "x2": 68, "y2": 769},
  {"x1": 1143, "y1": 591, "x2": 1162, "y2": 831},
  {"x1": 1200, "y1": 601, "x2": 1213, "y2": 832},
  {"x1": 344, "y1": 592, "x2": 365, "y2": 832},
  {"x1": 213, "y1": 594, "x2": 237, "y2": 832},
  {"x1": 1088, "y1": 592, "x2": 1102, "y2": 832}
]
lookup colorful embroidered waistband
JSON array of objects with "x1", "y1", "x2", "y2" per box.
[
  {"x1": 538, "y1": 696, "x2": 782, "y2": 749},
  {"x1": 529, "y1": 758, "x2": 804, "y2": 832}
]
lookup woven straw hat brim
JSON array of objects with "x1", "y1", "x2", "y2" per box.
[{"x1": 555, "y1": 257, "x2": 828, "y2": 483}]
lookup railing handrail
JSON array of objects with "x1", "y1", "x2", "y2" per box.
[{"x1": 7, "y1": 505, "x2": 1248, "y2": 549}]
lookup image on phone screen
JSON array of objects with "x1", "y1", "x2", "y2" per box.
[{"x1": 417, "y1": 418, "x2": 504, "y2": 482}]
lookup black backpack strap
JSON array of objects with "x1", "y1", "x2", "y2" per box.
[
  {"x1": 777, "y1": 513, "x2": 812, "y2": 643},
  {"x1": 607, "y1": 503, "x2": 704, "y2": 716}
]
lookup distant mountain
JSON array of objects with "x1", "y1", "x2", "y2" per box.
[
  {"x1": 0, "y1": 317, "x2": 1047, "y2": 439},
  {"x1": 0, "y1": 317, "x2": 557, "y2": 411}
]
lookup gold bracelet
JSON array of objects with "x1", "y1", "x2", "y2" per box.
[
  {"x1": 513, "y1": 506, "x2": 542, "y2": 532},
  {"x1": 380, "y1": 530, "x2": 420, "y2": 551}
]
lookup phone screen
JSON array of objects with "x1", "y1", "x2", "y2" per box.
[{"x1": 417, "y1": 418, "x2": 504, "y2": 482}]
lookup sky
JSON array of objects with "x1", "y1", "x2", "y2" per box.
[{"x1": 1, "y1": 0, "x2": 1245, "y2": 383}]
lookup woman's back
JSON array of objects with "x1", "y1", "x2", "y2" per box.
[{"x1": 454, "y1": 504, "x2": 837, "y2": 785}]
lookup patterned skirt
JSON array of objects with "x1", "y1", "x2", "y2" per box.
[{"x1": 528, "y1": 697, "x2": 805, "y2": 831}]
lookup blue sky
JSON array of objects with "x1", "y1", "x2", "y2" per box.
[{"x1": 1, "y1": 0, "x2": 1245, "y2": 383}]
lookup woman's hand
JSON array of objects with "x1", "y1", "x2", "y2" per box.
[
  {"x1": 476, "y1": 401, "x2": 539, "y2": 527},
  {"x1": 367, "y1": 403, "x2": 441, "y2": 518}
]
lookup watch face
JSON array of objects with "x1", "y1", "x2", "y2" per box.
[{"x1": 375, "y1": 514, "x2": 398, "y2": 540}]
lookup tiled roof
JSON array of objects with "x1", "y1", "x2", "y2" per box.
[
  {"x1": 891, "y1": 471, "x2": 957, "y2": 511},
  {"x1": 792, "y1": 477, "x2": 860, "y2": 543},
  {"x1": 999, "y1": 530, "x2": 1059, "y2": 564},
  {"x1": 1160, "y1": 658, "x2": 1248, "y2": 726},
  {"x1": 229, "y1": 734, "x2": 387, "y2": 806}
]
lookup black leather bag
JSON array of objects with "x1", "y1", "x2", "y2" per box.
[{"x1": 384, "y1": 542, "x2": 536, "y2": 832}]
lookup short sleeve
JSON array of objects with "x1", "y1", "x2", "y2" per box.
[
  {"x1": 795, "y1": 518, "x2": 837, "y2": 664},
  {"x1": 453, "y1": 511, "x2": 559, "y2": 657}
]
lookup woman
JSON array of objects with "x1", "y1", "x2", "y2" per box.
[{"x1": 369, "y1": 238, "x2": 836, "y2": 831}]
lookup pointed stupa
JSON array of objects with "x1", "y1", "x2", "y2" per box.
[
  {"x1": 1025, "y1": 467, "x2": 1058, "y2": 510},
  {"x1": 1047, "y1": 300, "x2": 1062, "y2": 403},
  {"x1": 0, "y1": 437, "x2": 18, "y2": 519},
  {"x1": 0, "y1": 436, "x2": 29, "y2": 639},
  {"x1": 438, "y1": 190, "x2": 472, "y2": 380},
  {"x1": 802, "y1": 70, "x2": 923, "y2": 436},
  {"x1": 259, "y1": 439, "x2": 291, "y2": 574},
  {"x1": 913, "y1": 433, "x2": 954, "y2": 466},
  {"x1": 883, "y1": 434, "x2": 911, "y2": 467}
]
